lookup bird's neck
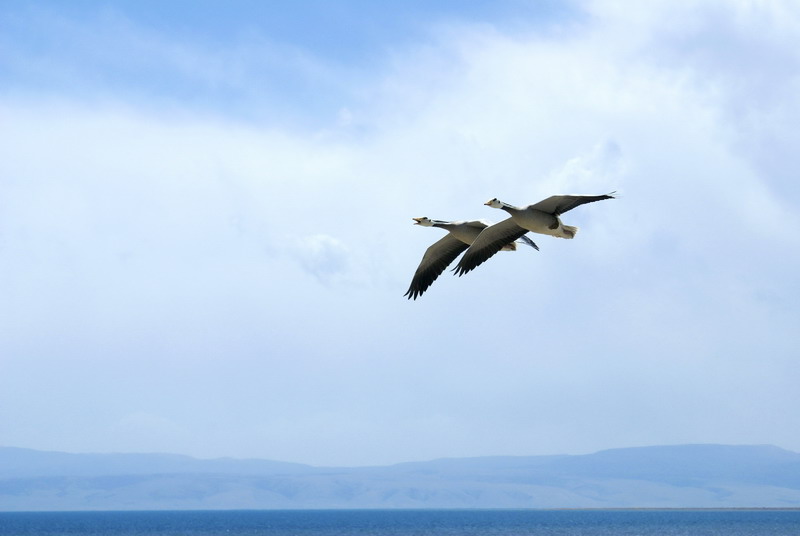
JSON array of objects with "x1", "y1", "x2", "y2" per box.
[{"x1": 499, "y1": 202, "x2": 519, "y2": 213}]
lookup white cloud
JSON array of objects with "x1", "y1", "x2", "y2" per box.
[
  {"x1": 291, "y1": 234, "x2": 351, "y2": 282},
  {"x1": 543, "y1": 140, "x2": 626, "y2": 195},
  {"x1": 1, "y1": 1, "x2": 799, "y2": 465}
]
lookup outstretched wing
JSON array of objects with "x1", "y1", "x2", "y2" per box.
[
  {"x1": 404, "y1": 235, "x2": 470, "y2": 300},
  {"x1": 453, "y1": 218, "x2": 528, "y2": 277},
  {"x1": 531, "y1": 192, "x2": 616, "y2": 215}
]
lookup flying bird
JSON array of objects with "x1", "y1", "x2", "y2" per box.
[
  {"x1": 453, "y1": 192, "x2": 616, "y2": 276},
  {"x1": 405, "y1": 217, "x2": 538, "y2": 300}
]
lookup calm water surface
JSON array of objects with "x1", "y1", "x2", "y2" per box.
[{"x1": 1, "y1": 509, "x2": 799, "y2": 535}]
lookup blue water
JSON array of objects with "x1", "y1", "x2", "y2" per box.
[{"x1": 1, "y1": 509, "x2": 799, "y2": 535}]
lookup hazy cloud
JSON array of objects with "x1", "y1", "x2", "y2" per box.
[
  {"x1": 1, "y1": 0, "x2": 798, "y2": 465},
  {"x1": 291, "y1": 234, "x2": 351, "y2": 282}
]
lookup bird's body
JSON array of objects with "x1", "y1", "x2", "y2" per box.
[
  {"x1": 405, "y1": 217, "x2": 538, "y2": 299},
  {"x1": 454, "y1": 192, "x2": 615, "y2": 276},
  {"x1": 497, "y1": 204, "x2": 578, "y2": 239}
]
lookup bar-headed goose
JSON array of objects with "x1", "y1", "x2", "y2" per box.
[
  {"x1": 454, "y1": 192, "x2": 616, "y2": 276},
  {"x1": 405, "y1": 217, "x2": 538, "y2": 299}
]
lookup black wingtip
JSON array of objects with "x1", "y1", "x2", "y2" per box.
[
  {"x1": 452, "y1": 265, "x2": 472, "y2": 277},
  {"x1": 405, "y1": 285, "x2": 429, "y2": 300}
]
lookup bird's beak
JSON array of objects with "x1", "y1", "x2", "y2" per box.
[
  {"x1": 484, "y1": 201, "x2": 492, "y2": 206},
  {"x1": 412, "y1": 217, "x2": 423, "y2": 224}
]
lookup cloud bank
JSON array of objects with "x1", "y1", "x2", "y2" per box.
[{"x1": 1, "y1": 0, "x2": 798, "y2": 465}]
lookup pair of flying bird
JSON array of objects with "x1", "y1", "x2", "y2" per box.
[{"x1": 404, "y1": 193, "x2": 616, "y2": 299}]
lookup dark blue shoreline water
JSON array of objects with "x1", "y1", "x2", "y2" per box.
[{"x1": 2, "y1": 509, "x2": 800, "y2": 535}]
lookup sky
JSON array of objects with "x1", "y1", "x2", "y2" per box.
[{"x1": 1, "y1": 0, "x2": 799, "y2": 467}]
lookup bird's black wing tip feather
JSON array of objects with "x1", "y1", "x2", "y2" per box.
[
  {"x1": 454, "y1": 254, "x2": 488, "y2": 277},
  {"x1": 404, "y1": 283, "x2": 427, "y2": 300},
  {"x1": 452, "y1": 263, "x2": 468, "y2": 277},
  {"x1": 404, "y1": 289, "x2": 421, "y2": 300},
  {"x1": 454, "y1": 237, "x2": 514, "y2": 276}
]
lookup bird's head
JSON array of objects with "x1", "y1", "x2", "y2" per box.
[
  {"x1": 412, "y1": 217, "x2": 434, "y2": 227},
  {"x1": 484, "y1": 198, "x2": 503, "y2": 209}
]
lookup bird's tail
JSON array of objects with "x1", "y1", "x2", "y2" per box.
[{"x1": 561, "y1": 225, "x2": 579, "y2": 239}]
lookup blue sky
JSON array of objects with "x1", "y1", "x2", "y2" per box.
[
  {"x1": 1, "y1": 1, "x2": 572, "y2": 126},
  {"x1": 1, "y1": 0, "x2": 799, "y2": 466}
]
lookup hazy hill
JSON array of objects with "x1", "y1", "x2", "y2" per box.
[
  {"x1": 0, "y1": 446, "x2": 315, "y2": 479},
  {"x1": 2, "y1": 444, "x2": 800, "y2": 510}
]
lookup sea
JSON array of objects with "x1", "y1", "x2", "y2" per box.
[{"x1": 1, "y1": 509, "x2": 799, "y2": 536}]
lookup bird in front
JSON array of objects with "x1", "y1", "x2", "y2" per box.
[{"x1": 453, "y1": 192, "x2": 616, "y2": 276}]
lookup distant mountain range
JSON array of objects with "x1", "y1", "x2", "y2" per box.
[{"x1": 2, "y1": 444, "x2": 800, "y2": 510}]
